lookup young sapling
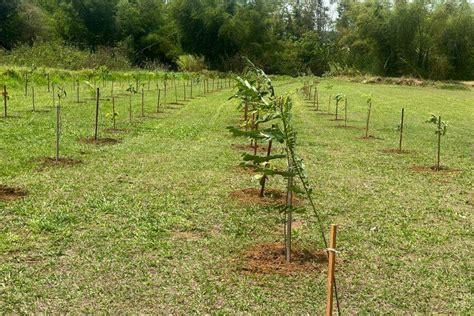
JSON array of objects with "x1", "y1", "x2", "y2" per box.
[{"x1": 426, "y1": 114, "x2": 448, "y2": 170}]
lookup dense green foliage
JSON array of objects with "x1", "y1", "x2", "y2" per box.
[{"x1": 0, "y1": 0, "x2": 473, "y2": 79}]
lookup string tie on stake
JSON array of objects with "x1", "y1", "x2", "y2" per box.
[{"x1": 325, "y1": 247, "x2": 339, "y2": 254}]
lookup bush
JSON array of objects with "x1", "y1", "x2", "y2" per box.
[
  {"x1": 0, "y1": 41, "x2": 131, "y2": 70},
  {"x1": 176, "y1": 55, "x2": 207, "y2": 72}
]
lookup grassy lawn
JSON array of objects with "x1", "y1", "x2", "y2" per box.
[{"x1": 0, "y1": 76, "x2": 472, "y2": 313}]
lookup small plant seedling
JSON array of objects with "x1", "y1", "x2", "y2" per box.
[
  {"x1": 106, "y1": 97, "x2": 118, "y2": 130},
  {"x1": 126, "y1": 85, "x2": 137, "y2": 123},
  {"x1": 426, "y1": 114, "x2": 448, "y2": 170},
  {"x1": 334, "y1": 93, "x2": 345, "y2": 121}
]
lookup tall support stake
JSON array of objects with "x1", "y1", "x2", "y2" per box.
[
  {"x1": 94, "y1": 88, "x2": 100, "y2": 141},
  {"x1": 32, "y1": 86, "x2": 35, "y2": 111},
  {"x1": 436, "y1": 116, "x2": 441, "y2": 170},
  {"x1": 285, "y1": 159, "x2": 294, "y2": 263},
  {"x1": 157, "y1": 89, "x2": 161, "y2": 113},
  {"x1": 56, "y1": 97, "x2": 61, "y2": 161},
  {"x1": 344, "y1": 99, "x2": 348, "y2": 127},
  {"x1": 326, "y1": 224, "x2": 338, "y2": 316},
  {"x1": 112, "y1": 96, "x2": 116, "y2": 130},
  {"x1": 3, "y1": 85, "x2": 7, "y2": 118},
  {"x1": 399, "y1": 108, "x2": 405, "y2": 153},
  {"x1": 141, "y1": 87, "x2": 145, "y2": 117}
]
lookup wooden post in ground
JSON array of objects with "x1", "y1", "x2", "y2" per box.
[
  {"x1": 399, "y1": 108, "x2": 405, "y2": 153},
  {"x1": 285, "y1": 158, "x2": 294, "y2": 263},
  {"x1": 47, "y1": 73, "x2": 51, "y2": 92},
  {"x1": 183, "y1": 82, "x2": 186, "y2": 101},
  {"x1": 32, "y1": 86, "x2": 35, "y2": 111},
  {"x1": 141, "y1": 87, "x2": 145, "y2": 117},
  {"x1": 436, "y1": 116, "x2": 441, "y2": 170},
  {"x1": 56, "y1": 97, "x2": 61, "y2": 161},
  {"x1": 94, "y1": 88, "x2": 100, "y2": 141},
  {"x1": 3, "y1": 85, "x2": 7, "y2": 118},
  {"x1": 344, "y1": 99, "x2": 348, "y2": 127},
  {"x1": 326, "y1": 224, "x2": 337, "y2": 316},
  {"x1": 76, "y1": 80, "x2": 80, "y2": 103},
  {"x1": 157, "y1": 89, "x2": 161, "y2": 113},
  {"x1": 365, "y1": 102, "x2": 372, "y2": 138},
  {"x1": 112, "y1": 96, "x2": 116, "y2": 130}
]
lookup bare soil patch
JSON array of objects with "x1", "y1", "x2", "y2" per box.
[
  {"x1": 411, "y1": 165, "x2": 461, "y2": 174},
  {"x1": 0, "y1": 185, "x2": 27, "y2": 202},
  {"x1": 231, "y1": 143, "x2": 268, "y2": 153},
  {"x1": 240, "y1": 242, "x2": 327, "y2": 275},
  {"x1": 229, "y1": 188, "x2": 300, "y2": 206},
  {"x1": 79, "y1": 137, "x2": 121, "y2": 145}
]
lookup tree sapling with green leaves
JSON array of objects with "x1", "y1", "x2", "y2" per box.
[{"x1": 426, "y1": 114, "x2": 448, "y2": 170}]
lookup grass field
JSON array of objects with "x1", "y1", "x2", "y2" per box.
[{"x1": 0, "y1": 75, "x2": 472, "y2": 313}]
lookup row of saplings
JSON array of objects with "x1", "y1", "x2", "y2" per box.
[
  {"x1": 300, "y1": 81, "x2": 449, "y2": 171},
  {"x1": 1, "y1": 75, "x2": 230, "y2": 163}
]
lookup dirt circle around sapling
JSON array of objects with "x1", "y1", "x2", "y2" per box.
[
  {"x1": 239, "y1": 242, "x2": 327, "y2": 275},
  {"x1": 231, "y1": 143, "x2": 268, "y2": 153},
  {"x1": 381, "y1": 148, "x2": 414, "y2": 155},
  {"x1": 79, "y1": 137, "x2": 121, "y2": 145},
  {"x1": 229, "y1": 188, "x2": 300, "y2": 206},
  {"x1": 0, "y1": 185, "x2": 27, "y2": 202},
  {"x1": 411, "y1": 165, "x2": 461, "y2": 174}
]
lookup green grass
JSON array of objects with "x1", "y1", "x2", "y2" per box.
[{"x1": 0, "y1": 76, "x2": 472, "y2": 313}]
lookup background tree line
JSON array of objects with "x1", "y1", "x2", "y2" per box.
[{"x1": 0, "y1": 0, "x2": 473, "y2": 80}]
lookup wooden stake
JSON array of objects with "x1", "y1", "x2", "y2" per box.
[
  {"x1": 76, "y1": 80, "x2": 80, "y2": 103},
  {"x1": 112, "y1": 96, "x2": 116, "y2": 130},
  {"x1": 32, "y1": 86, "x2": 35, "y2": 112},
  {"x1": 285, "y1": 159, "x2": 293, "y2": 263},
  {"x1": 399, "y1": 108, "x2": 405, "y2": 153},
  {"x1": 436, "y1": 116, "x2": 441, "y2": 170},
  {"x1": 3, "y1": 85, "x2": 7, "y2": 118},
  {"x1": 365, "y1": 102, "x2": 372, "y2": 138},
  {"x1": 47, "y1": 73, "x2": 50, "y2": 92},
  {"x1": 344, "y1": 99, "x2": 348, "y2": 127},
  {"x1": 94, "y1": 88, "x2": 100, "y2": 141},
  {"x1": 157, "y1": 89, "x2": 161, "y2": 113},
  {"x1": 141, "y1": 87, "x2": 145, "y2": 117},
  {"x1": 326, "y1": 224, "x2": 337, "y2": 316},
  {"x1": 56, "y1": 98, "x2": 61, "y2": 161}
]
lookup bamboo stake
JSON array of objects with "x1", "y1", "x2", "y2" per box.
[
  {"x1": 436, "y1": 116, "x2": 441, "y2": 170},
  {"x1": 56, "y1": 97, "x2": 61, "y2": 161},
  {"x1": 112, "y1": 96, "x2": 116, "y2": 130},
  {"x1": 325, "y1": 224, "x2": 337, "y2": 316},
  {"x1": 141, "y1": 87, "x2": 145, "y2": 117},
  {"x1": 157, "y1": 89, "x2": 161, "y2": 113},
  {"x1": 285, "y1": 159, "x2": 293, "y2": 263},
  {"x1": 399, "y1": 108, "x2": 405, "y2": 153},
  {"x1": 3, "y1": 85, "x2": 7, "y2": 118},
  {"x1": 31, "y1": 86, "x2": 35, "y2": 111},
  {"x1": 344, "y1": 99, "x2": 348, "y2": 127},
  {"x1": 94, "y1": 88, "x2": 100, "y2": 141}
]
